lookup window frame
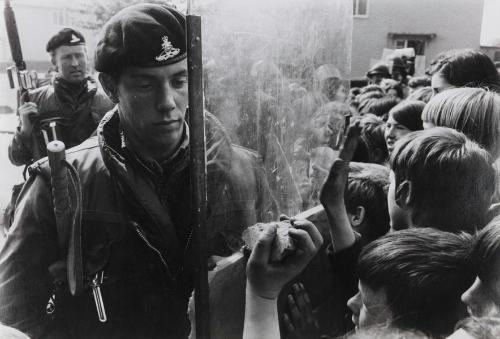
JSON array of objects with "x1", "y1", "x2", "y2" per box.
[{"x1": 353, "y1": 0, "x2": 369, "y2": 18}]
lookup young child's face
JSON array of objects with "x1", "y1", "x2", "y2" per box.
[
  {"x1": 461, "y1": 253, "x2": 500, "y2": 318},
  {"x1": 312, "y1": 115, "x2": 333, "y2": 146},
  {"x1": 385, "y1": 113, "x2": 411, "y2": 154},
  {"x1": 347, "y1": 280, "x2": 393, "y2": 330},
  {"x1": 387, "y1": 170, "x2": 411, "y2": 230}
]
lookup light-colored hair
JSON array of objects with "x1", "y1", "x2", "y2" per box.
[{"x1": 421, "y1": 87, "x2": 500, "y2": 158}]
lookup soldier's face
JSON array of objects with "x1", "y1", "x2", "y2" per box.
[
  {"x1": 114, "y1": 60, "x2": 188, "y2": 160},
  {"x1": 53, "y1": 45, "x2": 88, "y2": 83}
]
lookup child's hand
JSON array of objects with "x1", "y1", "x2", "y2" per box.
[
  {"x1": 246, "y1": 220, "x2": 323, "y2": 300},
  {"x1": 319, "y1": 122, "x2": 361, "y2": 208},
  {"x1": 282, "y1": 283, "x2": 320, "y2": 339}
]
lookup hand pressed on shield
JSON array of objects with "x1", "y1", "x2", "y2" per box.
[
  {"x1": 319, "y1": 122, "x2": 361, "y2": 252},
  {"x1": 246, "y1": 219, "x2": 323, "y2": 300},
  {"x1": 319, "y1": 121, "x2": 361, "y2": 208},
  {"x1": 282, "y1": 282, "x2": 320, "y2": 339}
]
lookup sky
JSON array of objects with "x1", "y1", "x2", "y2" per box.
[{"x1": 481, "y1": 0, "x2": 500, "y2": 46}]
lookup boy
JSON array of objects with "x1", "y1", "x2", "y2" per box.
[
  {"x1": 348, "y1": 228, "x2": 475, "y2": 337},
  {"x1": 322, "y1": 125, "x2": 494, "y2": 334},
  {"x1": 345, "y1": 162, "x2": 390, "y2": 244},
  {"x1": 461, "y1": 216, "x2": 500, "y2": 318}
]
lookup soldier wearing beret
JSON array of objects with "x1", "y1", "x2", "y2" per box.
[
  {"x1": 8, "y1": 27, "x2": 114, "y2": 166},
  {"x1": 0, "y1": 4, "x2": 276, "y2": 338}
]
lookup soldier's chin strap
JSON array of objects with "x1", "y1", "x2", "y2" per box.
[{"x1": 47, "y1": 141, "x2": 84, "y2": 296}]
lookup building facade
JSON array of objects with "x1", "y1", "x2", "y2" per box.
[{"x1": 351, "y1": 0, "x2": 486, "y2": 78}]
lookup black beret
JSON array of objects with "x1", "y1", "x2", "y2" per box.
[
  {"x1": 46, "y1": 28, "x2": 85, "y2": 52},
  {"x1": 94, "y1": 4, "x2": 186, "y2": 73}
]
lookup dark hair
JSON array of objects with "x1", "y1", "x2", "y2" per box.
[
  {"x1": 429, "y1": 49, "x2": 500, "y2": 91},
  {"x1": 421, "y1": 87, "x2": 500, "y2": 159},
  {"x1": 406, "y1": 86, "x2": 433, "y2": 103},
  {"x1": 471, "y1": 217, "x2": 500, "y2": 285},
  {"x1": 345, "y1": 162, "x2": 390, "y2": 242},
  {"x1": 388, "y1": 100, "x2": 425, "y2": 131},
  {"x1": 359, "y1": 96, "x2": 401, "y2": 118},
  {"x1": 358, "y1": 228, "x2": 475, "y2": 338},
  {"x1": 382, "y1": 80, "x2": 404, "y2": 99},
  {"x1": 390, "y1": 127, "x2": 495, "y2": 233},
  {"x1": 408, "y1": 76, "x2": 431, "y2": 89},
  {"x1": 359, "y1": 84, "x2": 384, "y2": 95},
  {"x1": 352, "y1": 114, "x2": 388, "y2": 164},
  {"x1": 356, "y1": 92, "x2": 385, "y2": 111}
]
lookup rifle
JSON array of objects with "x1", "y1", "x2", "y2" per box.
[
  {"x1": 4, "y1": 0, "x2": 42, "y2": 161},
  {"x1": 3, "y1": 0, "x2": 37, "y2": 104}
]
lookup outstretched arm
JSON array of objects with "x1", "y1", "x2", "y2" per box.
[
  {"x1": 319, "y1": 123, "x2": 361, "y2": 252},
  {"x1": 243, "y1": 220, "x2": 323, "y2": 339}
]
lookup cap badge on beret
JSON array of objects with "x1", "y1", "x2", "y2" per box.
[
  {"x1": 156, "y1": 36, "x2": 180, "y2": 62},
  {"x1": 69, "y1": 34, "x2": 81, "y2": 43}
]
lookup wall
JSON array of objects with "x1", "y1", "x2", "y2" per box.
[{"x1": 352, "y1": 0, "x2": 485, "y2": 78}]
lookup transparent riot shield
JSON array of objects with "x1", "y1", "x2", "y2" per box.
[
  {"x1": 199, "y1": 0, "x2": 352, "y2": 216},
  {"x1": 190, "y1": 1, "x2": 353, "y2": 338}
]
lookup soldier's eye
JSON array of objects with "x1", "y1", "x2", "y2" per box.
[{"x1": 172, "y1": 77, "x2": 187, "y2": 89}]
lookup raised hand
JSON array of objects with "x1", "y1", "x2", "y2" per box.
[
  {"x1": 246, "y1": 220, "x2": 323, "y2": 300},
  {"x1": 319, "y1": 122, "x2": 361, "y2": 208}
]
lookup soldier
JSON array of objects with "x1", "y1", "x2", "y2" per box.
[
  {"x1": 8, "y1": 28, "x2": 114, "y2": 166},
  {"x1": 0, "y1": 4, "x2": 276, "y2": 338}
]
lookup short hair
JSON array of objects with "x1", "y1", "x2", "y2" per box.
[
  {"x1": 359, "y1": 84, "x2": 384, "y2": 95},
  {"x1": 406, "y1": 86, "x2": 433, "y2": 103},
  {"x1": 352, "y1": 114, "x2": 388, "y2": 164},
  {"x1": 428, "y1": 49, "x2": 500, "y2": 91},
  {"x1": 421, "y1": 87, "x2": 500, "y2": 159},
  {"x1": 359, "y1": 96, "x2": 401, "y2": 118},
  {"x1": 390, "y1": 127, "x2": 495, "y2": 233},
  {"x1": 356, "y1": 92, "x2": 384, "y2": 110},
  {"x1": 471, "y1": 216, "x2": 500, "y2": 286},
  {"x1": 388, "y1": 100, "x2": 425, "y2": 131},
  {"x1": 358, "y1": 228, "x2": 475, "y2": 337},
  {"x1": 408, "y1": 76, "x2": 431, "y2": 89},
  {"x1": 381, "y1": 79, "x2": 404, "y2": 99},
  {"x1": 345, "y1": 162, "x2": 390, "y2": 242}
]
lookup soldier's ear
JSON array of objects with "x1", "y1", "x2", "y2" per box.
[{"x1": 99, "y1": 73, "x2": 119, "y2": 103}]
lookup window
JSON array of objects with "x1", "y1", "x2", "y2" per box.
[
  {"x1": 353, "y1": 0, "x2": 368, "y2": 17},
  {"x1": 494, "y1": 51, "x2": 500, "y2": 62},
  {"x1": 53, "y1": 11, "x2": 66, "y2": 25},
  {"x1": 394, "y1": 39, "x2": 426, "y2": 55},
  {"x1": 388, "y1": 33, "x2": 436, "y2": 56}
]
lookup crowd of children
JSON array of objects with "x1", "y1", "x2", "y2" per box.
[{"x1": 243, "y1": 48, "x2": 500, "y2": 339}]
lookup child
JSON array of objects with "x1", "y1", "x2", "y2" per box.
[
  {"x1": 388, "y1": 127, "x2": 494, "y2": 232},
  {"x1": 345, "y1": 162, "x2": 390, "y2": 244},
  {"x1": 348, "y1": 228, "x2": 475, "y2": 337},
  {"x1": 384, "y1": 100, "x2": 424, "y2": 154},
  {"x1": 321, "y1": 124, "x2": 494, "y2": 335},
  {"x1": 421, "y1": 87, "x2": 500, "y2": 160},
  {"x1": 351, "y1": 114, "x2": 388, "y2": 165},
  {"x1": 461, "y1": 216, "x2": 500, "y2": 318}
]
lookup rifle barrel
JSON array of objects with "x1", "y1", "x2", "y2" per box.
[{"x1": 4, "y1": 0, "x2": 26, "y2": 71}]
